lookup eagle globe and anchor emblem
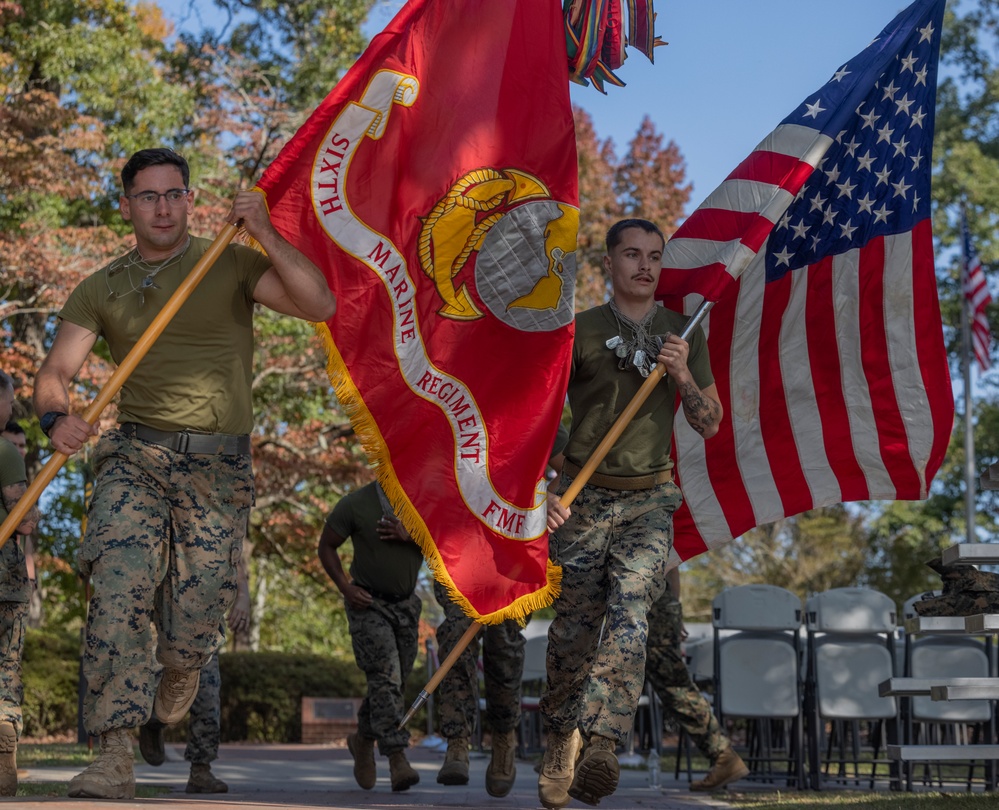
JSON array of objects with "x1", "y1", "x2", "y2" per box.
[
  {"x1": 417, "y1": 167, "x2": 578, "y2": 332},
  {"x1": 305, "y1": 70, "x2": 576, "y2": 541}
]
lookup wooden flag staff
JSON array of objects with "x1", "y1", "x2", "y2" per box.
[
  {"x1": 398, "y1": 620, "x2": 480, "y2": 729},
  {"x1": 399, "y1": 300, "x2": 714, "y2": 729},
  {"x1": 0, "y1": 224, "x2": 239, "y2": 550}
]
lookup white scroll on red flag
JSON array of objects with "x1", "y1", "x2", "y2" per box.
[
  {"x1": 655, "y1": 0, "x2": 955, "y2": 560},
  {"x1": 256, "y1": 0, "x2": 579, "y2": 622}
]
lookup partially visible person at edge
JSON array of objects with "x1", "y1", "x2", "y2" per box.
[
  {"x1": 317, "y1": 480, "x2": 423, "y2": 793},
  {"x1": 538, "y1": 218, "x2": 723, "y2": 809},
  {"x1": 0, "y1": 422, "x2": 36, "y2": 598},
  {"x1": 433, "y1": 423, "x2": 569, "y2": 798},
  {"x1": 138, "y1": 555, "x2": 251, "y2": 794},
  {"x1": 33, "y1": 147, "x2": 335, "y2": 801},
  {"x1": 0, "y1": 424, "x2": 25, "y2": 460},
  {"x1": 432, "y1": 580, "x2": 525, "y2": 798},
  {"x1": 0, "y1": 372, "x2": 41, "y2": 797},
  {"x1": 645, "y1": 569, "x2": 749, "y2": 791}
]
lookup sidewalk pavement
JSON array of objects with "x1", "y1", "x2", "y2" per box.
[{"x1": 13, "y1": 739, "x2": 740, "y2": 810}]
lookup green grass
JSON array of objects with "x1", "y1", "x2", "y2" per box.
[
  {"x1": 726, "y1": 792, "x2": 998, "y2": 809},
  {"x1": 657, "y1": 747, "x2": 996, "y2": 808},
  {"x1": 17, "y1": 742, "x2": 96, "y2": 768},
  {"x1": 16, "y1": 743, "x2": 170, "y2": 798},
  {"x1": 15, "y1": 782, "x2": 169, "y2": 798}
]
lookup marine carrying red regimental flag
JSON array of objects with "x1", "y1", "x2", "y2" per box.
[
  {"x1": 655, "y1": 0, "x2": 954, "y2": 561},
  {"x1": 256, "y1": 0, "x2": 578, "y2": 622}
]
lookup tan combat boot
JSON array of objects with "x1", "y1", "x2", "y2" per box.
[
  {"x1": 154, "y1": 668, "x2": 200, "y2": 725},
  {"x1": 436, "y1": 736, "x2": 469, "y2": 785},
  {"x1": 186, "y1": 762, "x2": 228, "y2": 793},
  {"x1": 690, "y1": 746, "x2": 750, "y2": 792},
  {"x1": 67, "y1": 728, "x2": 136, "y2": 799},
  {"x1": 537, "y1": 727, "x2": 581, "y2": 810},
  {"x1": 569, "y1": 734, "x2": 619, "y2": 805},
  {"x1": 486, "y1": 728, "x2": 517, "y2": 797},
  {"x1": 0, "y1": 721, "x2": 16, "y2": 797},
  {"x1": 347, "y1": 732, "x2": 377, "y2": 790},
  {"x1": 388, "y1": 750, "x2": 420, "y2": 791}
]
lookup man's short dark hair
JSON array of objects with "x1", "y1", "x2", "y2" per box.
[
  {"x1": 121, "y1": 149, "x2": 190, "y2": 194},
  {"x1": 0, "y1": 370, "x2": 13, "y2": 394},
  {"x1": 606, "y1": 218, "x2": 666, "y2": 252},
  {"x1": 2, "y1": 421, "x2": 23, "y2": 436}
]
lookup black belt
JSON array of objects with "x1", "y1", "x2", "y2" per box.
[
  {"x1": 119, "y1": 423, "x2": 251, "y2": 456},
  {"x1": 365, "y1": 588, "x2": 414, "y2": 604}
]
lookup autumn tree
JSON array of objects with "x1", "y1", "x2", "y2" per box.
[
  {"x1": 683, "y1": 508, "x2": 869, "y2": 622},
  {"x1": 574, "y1": 105, "x2": 619, "y2": 309},
  {"x1": 572, "y1": 107, "x2": 692, "y2": 311},
  {"x1": 615, "y1": 116, "x2": 691, "y2": 237}
]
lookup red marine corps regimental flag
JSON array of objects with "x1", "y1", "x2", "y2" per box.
[{"x1": 256, "y1": 0, "x2": 578, "y2": 622}]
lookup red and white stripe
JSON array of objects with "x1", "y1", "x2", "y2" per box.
[
  {"x1": 665, "y1": 221, "x2": 953, "y2": 560},
  {"x1": 963, "y1": 229, "x2": 991, "y2": 372},
  {"x1": 657, "y1": 124, "x2": 833, "y2": 303}
]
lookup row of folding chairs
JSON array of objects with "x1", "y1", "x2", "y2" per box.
[{"x1": 691, "y1": 585, "x2": 997, "y2": 791}]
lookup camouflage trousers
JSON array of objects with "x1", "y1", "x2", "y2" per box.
[
  {"x1": 433, "y1": 580, "x2": 525, "y2": 738},
  {"x1": 151, "y1": 648, "x2": 223, "y2": 763},
  {"x1": 645, "y1": 589, "x2": 729, "y2": 760},
  {"x1": 78, "y1": 430, "x2": 252, "y2": 736},
  {"x1": 0, "y1": 600, "x2": 28, "y2": 738},
  {"x1": 346, "y1": 593, "x2": 421, "y2": 755},
  {"x1": 185, "y1": 651, "x2": 222, "y2": 764},
  {"x1": 542, "y1": 477, "x2": 681, "y2": 744}
]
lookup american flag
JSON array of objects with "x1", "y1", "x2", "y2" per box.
[
  {"x1": 962, "y1": 210, "x2": 992, "y2": 372},
  {"x1": 656, "y1": 0, "x2": 954, "y2": 560}
]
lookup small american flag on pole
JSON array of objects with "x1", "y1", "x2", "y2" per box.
[
  {"x1": 656, "y1": 0, "x2": 954, "y2": 560},
  {"x1": 963, "y1": 210, "x2": 992, "y2": 372}
]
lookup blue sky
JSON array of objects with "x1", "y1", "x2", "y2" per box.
[
  {"x1": 159, "y1": 0, "x2": 939, "y2": 209},
  {"x1": 567, "y1": 1, "x2": 928, "y2": 202},
  {"x1": 367, "y1": 1, "x2": 925, "y2": 206}
]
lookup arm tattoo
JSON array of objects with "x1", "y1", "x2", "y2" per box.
[
  {"x1": 2, "y1": 482, "x2": 39, "y2": 535},
  {"x1": 679, "y1": 382, "x2": 721, "y2": 436}
]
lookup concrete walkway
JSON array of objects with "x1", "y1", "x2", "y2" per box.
[{"x1": 13, "y1": 740, "x2": 740, "y2": 809}]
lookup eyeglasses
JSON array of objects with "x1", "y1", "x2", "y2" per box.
[{"x1": 126, "y1": 189, "x2": 191, "y2": 210}]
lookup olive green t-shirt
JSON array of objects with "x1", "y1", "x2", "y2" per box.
[
  {"x1": 59, "y1": 235, "x2": 271, "y2": 434},
  {"x1": 564, "y1": 303, "x2": 714, "y2": 477},
  {"x1": 325, "y1": 483, "x2": 424, "y2": 600},
  {"x1": 0, "y1": 438, "x2": 29, "y2": 603}
]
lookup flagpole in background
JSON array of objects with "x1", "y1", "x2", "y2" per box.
[
  {"x1": 961, "y1": 256, "x2": 977, "y2": 545},
  {"x1": 0, "y1": 224, "x2": 239, "y2": 549},
  {"x1": 961, "y1": 203, "x2": 994, "y2": 539}
]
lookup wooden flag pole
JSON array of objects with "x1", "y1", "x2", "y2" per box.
[
  {"x1": 0, "y1": 224, "x2": 240, "y2": 550},
  {"x1": 399, "y1": 302, "x2": 714, "y2": 730},
  {"x1": 399, "y1": 620, "x2": 479, "y2": 729}
]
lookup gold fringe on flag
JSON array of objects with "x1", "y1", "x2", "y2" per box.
[{"x1": 314, "y1": 322, "x2": 562, "y2": 625}]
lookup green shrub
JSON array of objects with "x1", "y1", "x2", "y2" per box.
[
  {"x1": 218, "y1": 652, "x2": 368, "y2": 742},
  {"x1": 21, "y1": 627, "x2": 80, "y2": 739},
  {"x1": 216, "y1": 652, "x2": 429, "y2": 742},
  {"x1": 21, "y1": 637, "x2": 426, "y2": 744}
]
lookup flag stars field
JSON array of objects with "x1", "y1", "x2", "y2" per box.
[
  {"x1": 766, "y1": 16, "x2": 937, "y2": 279},
  {"x1": 653, "y1": 0, "x2": 953, "y2": 560}
]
